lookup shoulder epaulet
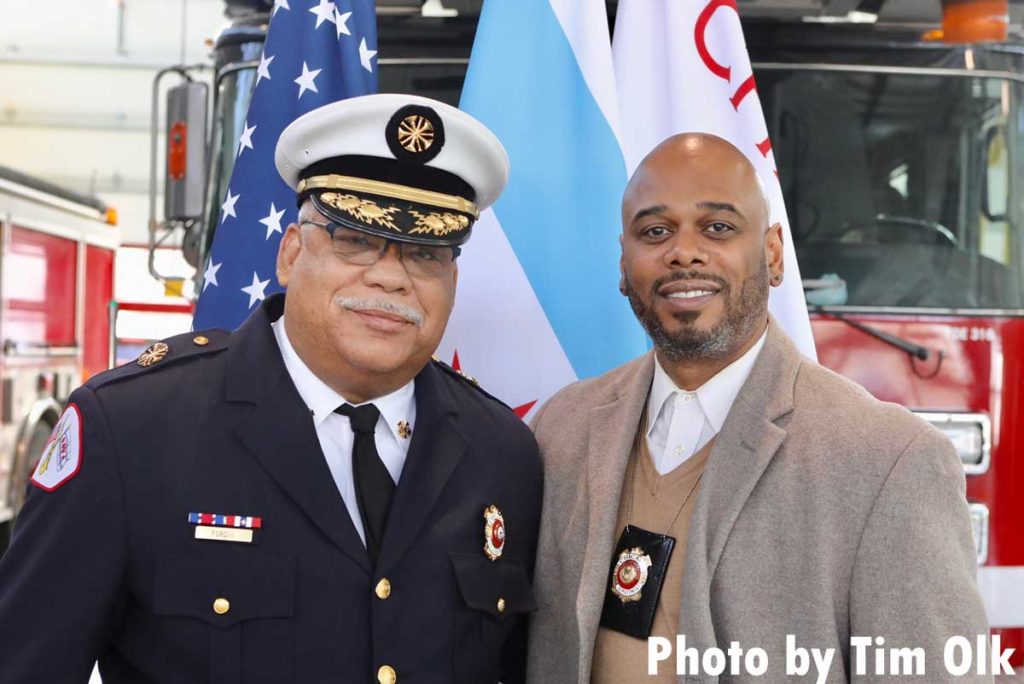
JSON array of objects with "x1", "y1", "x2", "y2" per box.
[
  {"x1": 86, "y1": 328, "x2": 231, "y2": 391},
  {"x1": 430, "y1": 356, "x2": 513, "y2": 412}
]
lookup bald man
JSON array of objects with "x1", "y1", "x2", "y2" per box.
[{"x1": 525, "y1": 134, "x2": 989, "y2": 683}]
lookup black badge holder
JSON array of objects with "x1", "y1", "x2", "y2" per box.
[{"x1": 599, "y1": 524, "x2": 676, "y2": 638}]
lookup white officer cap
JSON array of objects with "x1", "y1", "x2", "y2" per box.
[{"x1": 274, "y1": 93, "x2": 510, "y2": 247}]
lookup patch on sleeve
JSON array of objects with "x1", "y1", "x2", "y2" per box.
[{"x1": 31, "y1": 404, "x2": 83, "y2": 492}]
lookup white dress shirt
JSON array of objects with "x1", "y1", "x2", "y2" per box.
[
  {"x1": 272, "y1": 317, "x2": 416, "y2": 546},
  {"x1": 645, "y1": 329, "x2": 767, "y2": 474}
]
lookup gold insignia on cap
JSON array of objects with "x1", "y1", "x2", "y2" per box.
[
  {"x1": 300, "y1": 175, "x2": 479, "y2": 218},
  {"x1": 398, "y1": 114, "x2": 435, "y2": 153},
  {"x1": 319, "y1": 192, "x2": 402, "y2": 231},
  {"x1": 408, "y1": 210, "x2": 470, "y2": 237},
  {"x1": 193, "y1": 335, "x2": 209, "y2": 346},
  {"x1": 138, "y1": 342, "x2": 169, "y2": 367},
  {"x1": 397, "y1": 421, "x2": 412, "y2": 440}
]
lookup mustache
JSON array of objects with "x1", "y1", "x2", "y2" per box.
[
  {"x1": 650, "y1": 270, "x2": 729, "y2": 295},
  {"x1": 334, "y1": 296, "x2": 425, "y2": 327}
]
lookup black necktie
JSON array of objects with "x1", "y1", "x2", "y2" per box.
[{"x1": 335, "y1": 403, "x2": 394, "y2": 563}]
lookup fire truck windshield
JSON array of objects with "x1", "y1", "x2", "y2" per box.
[{"x1": 759, "y1": 69, "x2": 1024, "y2": 311}]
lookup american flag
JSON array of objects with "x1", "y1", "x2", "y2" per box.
[{"x1": 193, "y1": 0, "x2": 379, "y2": 331}]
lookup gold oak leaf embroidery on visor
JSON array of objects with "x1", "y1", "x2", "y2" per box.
[
  {"x1": 320, "y1": 192, "x2": 402, "y2": 231},
  {"x1": 408, "y1": 210, "x2": 470, "y2": 237}
]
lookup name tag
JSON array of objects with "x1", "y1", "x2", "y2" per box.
[{"x1": 194, "y1": 525, "x2": 254, "y2": 544}]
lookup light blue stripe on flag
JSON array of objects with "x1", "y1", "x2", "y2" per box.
[{"x1": 460, "y1": 0, "x2": 647, "y2": 379}]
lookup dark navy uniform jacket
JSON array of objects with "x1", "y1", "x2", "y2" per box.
[{"x1": 0, "y1": 295, "x2": 543, "y2": 684}]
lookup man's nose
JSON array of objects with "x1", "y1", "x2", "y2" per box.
[
  {"x1": 663, "y1": 229, "x2": 709, "y2": 268},
  {"x1": 362, "y1": 242, "x2": 413, "y2": 292}
]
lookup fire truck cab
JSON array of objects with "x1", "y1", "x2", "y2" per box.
[
  {"x1": 745, "y1": 18, "x2": 1024, "y2": 661},
  {"x1": 0, "y1": 166, "x2": 116, "y2": 548}
]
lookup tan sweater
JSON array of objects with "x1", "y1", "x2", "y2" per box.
[{"x1": 590, "y1": 436, "x2": 712, "y2": 684}]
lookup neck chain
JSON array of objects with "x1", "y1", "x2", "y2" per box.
[{"x1": 623, "y1": 404, "x2": 705, "y2": 536}]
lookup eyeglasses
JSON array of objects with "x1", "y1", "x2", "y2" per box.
[{"x1": 302, "y1": 220, "x2": 460, "y2": 279}]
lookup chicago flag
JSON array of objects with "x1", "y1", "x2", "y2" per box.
[{"x1": 436, "y1": 0, "x2": 648, "y2": 420}]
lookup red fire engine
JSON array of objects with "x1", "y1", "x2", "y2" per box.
[{"x1": 0, "y1": 165, "x2": 117, "y2": 547}]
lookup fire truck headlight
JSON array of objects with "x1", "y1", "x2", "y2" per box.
[
  {"x1": 913, "y1": 412, "x2": 991, "y2": 475},
  {"x1": 968, "y1": 503, "x2": 989, "y2": 565}
]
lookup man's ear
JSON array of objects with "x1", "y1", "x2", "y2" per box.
[
  {"x1": 618, "y1": 234, "x2": 627, "y2": 295},
  {"x1": 276, "y1": 224, "x2": 303, "y2": 287},
  {"x1": 765, "y1": 222, "x2": 784, "y2": 283}
]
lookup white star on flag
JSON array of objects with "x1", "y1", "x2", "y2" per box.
[
  {"x1": 193, "y1": 0, "x2": 379, "y2": 332},
  {"x1": 309, "y1": 0, "x2": 337, "y2": 29},
  {"x1": 203, "y1": 261, "x2": 222, "y2": 292},
  {"x1": 220, "y1": 190, "x2": 240, "y2": 223},
  {"x1": 259, "y1": 203, "x2": 287, "y2": 240},
  {"x1": 256, "y1": 54, "x2": 274, "y2": 86},
  {"x1": 237, "y1": 121, "x2": 256, "y2": 157},
  {"x1": 241, "y1": 272, "x2": 271, "y2": 309},
  {"x1": 359, "y1": 38, "x2": 377, "y2": 73},
  {"x1": 294, "y1": 61, "x2": 322, "y2": 98},
  {"x1": 335, "y1": 9, "x2": 352, "y2": 37}
]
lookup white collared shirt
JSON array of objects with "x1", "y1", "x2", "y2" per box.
[
  {"x1": 645, "y1": 329, "x2": 767, "y2": 474},
  {"x1": 272, "y1": 317, "x2": 416, "y2": 546}
]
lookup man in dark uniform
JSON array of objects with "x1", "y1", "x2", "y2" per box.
[{"x1": 0, "y1": 94, "x2": 541, "y2": 684}]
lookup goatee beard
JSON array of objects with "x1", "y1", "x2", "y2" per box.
[{"x1": 623, "y1": 263, "x2": 768, "y2": 363}]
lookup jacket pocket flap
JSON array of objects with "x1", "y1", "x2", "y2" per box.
[
  {"x1": 154, "y1": 553, "x2": 295, "y2": 628},
  {"x1": 451, "y1": 554, "x2": 537, "y2": 618}
]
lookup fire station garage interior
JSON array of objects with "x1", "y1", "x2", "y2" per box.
[{"x1": 0, "y1": 0, "x2": 1023, "y2": 681}]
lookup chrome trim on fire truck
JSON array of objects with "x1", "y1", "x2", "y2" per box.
[
  {"x1": 75, "y1": 236, "x2": 86, "y2": 372},
  {"x1": 0, "y1": 211, "x2": 9, "y2": 362},
  {"x1": 968, "y1": 503, "x2": 990, "y2": 566},
  {"x1": 1, "y1": 345, "x2": 81, "y2": 359},
  {"x1": 9, "y1": 397, "x2": 62, "y2": 518},
  {"x1": 810, "y1": 305, "x2": 1024, "y2": 317},
  {"x1": 0, "y1": 177, "x2": 108, "y2": 226},
  {"x1": 752, "y1": 62, "x2": 1024, "y2": 84},
  {"x1": 913, "y1": 412, "x2": 992, "y2": 476},
  {"x1": 5, "y1": 211, "x2": 118, "y2": 251}
]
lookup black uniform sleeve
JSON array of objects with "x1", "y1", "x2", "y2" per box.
[
  {"x1": 0, "y1": 385, "x2": 127, "y2": 683},
  {"x1": 499, "y1": 422, "x2": 543, "y2": 684}
]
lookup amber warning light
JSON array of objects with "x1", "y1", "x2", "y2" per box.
[{"x1": 928, "y1": 0, "x2": 1009, "y2": 43}]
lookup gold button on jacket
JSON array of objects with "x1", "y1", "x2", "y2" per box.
[
  {"x1": 212, "y1": 598, "x2": 230, "y2": 615},
  {"x1": 375, "y1": 578, "x2": 392, "y2": 600},
  {"x1": 377, "y1": 664, "x2": 397, "y2": 684}
]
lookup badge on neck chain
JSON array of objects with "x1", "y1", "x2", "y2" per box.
[{"x1": 599, "y1": 403, "x2": 701, "y2": 639}]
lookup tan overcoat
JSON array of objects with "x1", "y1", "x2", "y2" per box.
[{"x1": 526, "y1": 321, "x2": 990, "y2": 683}]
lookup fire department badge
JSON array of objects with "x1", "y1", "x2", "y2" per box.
[
  {"x1": 397, "y1": 420, "x2": 412, "y2": 439},
  {"x1": 31, "y1": 404, "x2": 83, "y2": 492},
  {"x1": 483, "y1": 505, "x2": 506, "y2": 561},
  {"x1": 610, "y1": 547, "x2": 653, "y2": 603}
]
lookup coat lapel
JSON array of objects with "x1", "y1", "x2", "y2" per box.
[
  {"x1": 677, "y1": 320, "x2": 801, "y2": 666},
  {"x1": 576, "y1": 353, "x2": 655, "y2": 682},
  {"x1": 226, "y1": 295, "x2": 372, "y2": 574},
  {"x1": 376, "y1": 362, "x2": 465, "y2": 576}
]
